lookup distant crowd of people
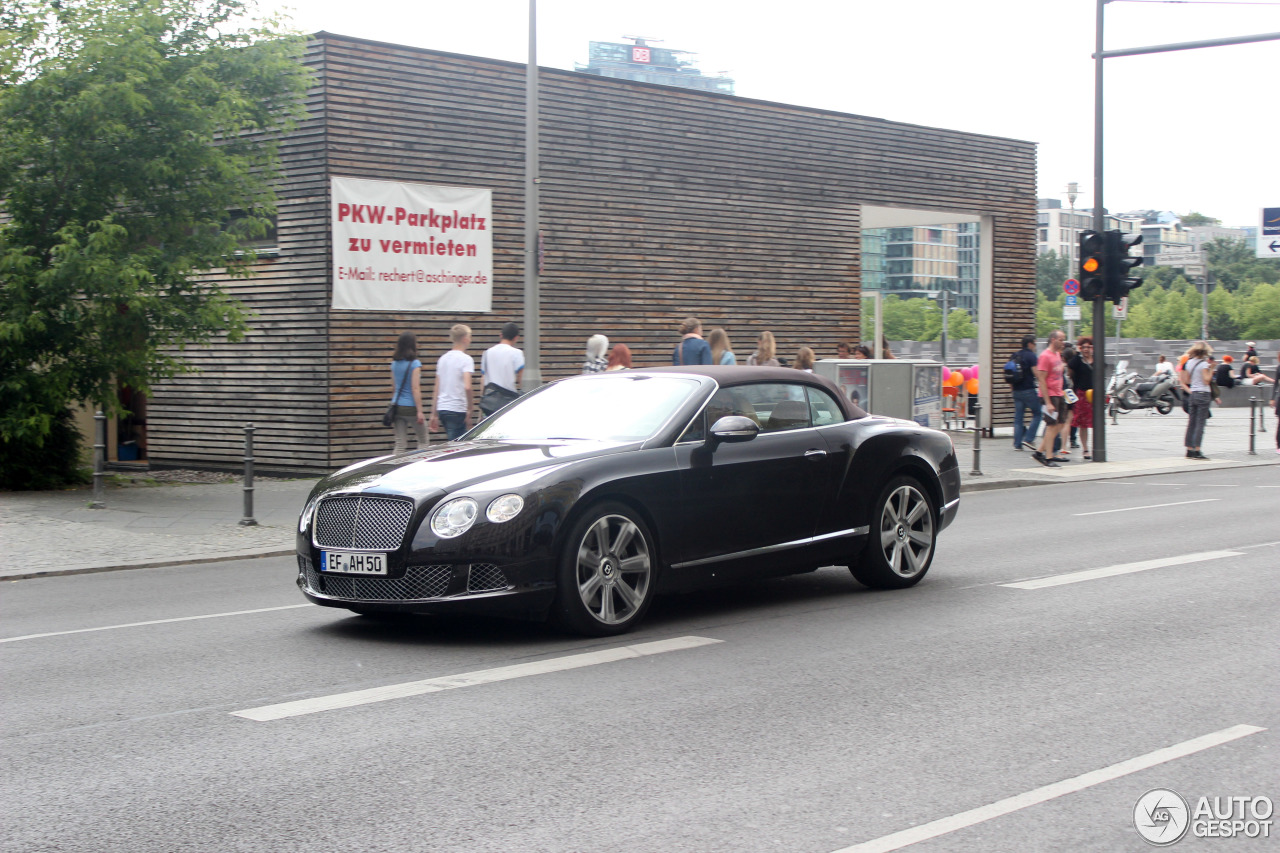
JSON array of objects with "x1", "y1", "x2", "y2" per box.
[
  {"x1": 384, "y1": 317, "x2": 892, "y2": 452},
  {"x1": 1008, "y1": 334, "x2": 1279, "y2": 465}
]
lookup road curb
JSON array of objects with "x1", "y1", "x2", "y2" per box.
[
  {"x1": 958, "y1": 456, "x2": 1278, "y2": 494},
  {"x1": 0, "y1": 549, "x2": 295, "y2": 582}
]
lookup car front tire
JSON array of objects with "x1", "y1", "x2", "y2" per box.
[
  {"x1": 851, "y1": 475, "x2": 936, "y2": 589},
  {"x1": 552, "y1": 502, "x2": 657, "y2": 636}
]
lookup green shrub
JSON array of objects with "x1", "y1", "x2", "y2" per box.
[{"x1": 0, "y1": 408, "x2": 90, "y2": 490}]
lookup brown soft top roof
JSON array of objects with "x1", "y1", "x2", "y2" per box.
[{"x1": 629, "y1": 365, "x2": 868, "y2": 420}]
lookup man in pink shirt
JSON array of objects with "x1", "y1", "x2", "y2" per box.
[{"x1": 1033, "y1": 330, "x2": 1068, "y2": 468}]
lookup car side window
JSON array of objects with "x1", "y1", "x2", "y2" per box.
[
  {"x1": 732, "y1": 383, "x2": 811, "y2": 433},
  {"x1": 806, "y1": 386, "x2": 845, "y2": 426},
  {"x1": 677, "y1": 388, "x2": 762, "y2": 443}
]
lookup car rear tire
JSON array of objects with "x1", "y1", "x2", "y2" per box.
[
  {"x1": 551, "y1": 502, "x2": 657, "y2": 636},
  {"x1": 851, "y1": 475, "x2": 936, "y2": 589}
]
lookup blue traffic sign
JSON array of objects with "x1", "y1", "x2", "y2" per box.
[
  {"x1": 1064, "y1": 278, "x2": 1080, "y2": 296},
  {"x1": 1066, "y1": 294, "x2": 1078, "y2": 307}
]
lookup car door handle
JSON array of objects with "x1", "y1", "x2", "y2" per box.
[{"x1": 804, "y1": 449, "x2": 827, "y2": 459}]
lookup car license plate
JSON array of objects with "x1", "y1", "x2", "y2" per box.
[{"x1": 320, "y1": 551, "x2": 387, "y2": 575}]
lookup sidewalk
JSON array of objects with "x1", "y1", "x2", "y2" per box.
[
  {"x1": 0, "y1": 477, "x2": 318, "y2": 581},
  {"x1": 1, "y1": 408, "x2": 1275, "y2": 581}
]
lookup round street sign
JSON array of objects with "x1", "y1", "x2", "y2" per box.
[{"x1": 1064, "y1": 278, "x2": 1080, "y2": 296}]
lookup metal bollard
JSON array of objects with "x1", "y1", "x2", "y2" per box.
[
  {"x1": 239, "y1": 423, "x2": 258, "y2": 526},
  {"x1": 968, "y1": 397, "x2": 983, "y2": 476},
  {"x1": 89, "y1": 410, "x2": 107, "y2": 508},
  {"x1": 1248, "y1": 397, "x2": 1257, "y2": 456}
]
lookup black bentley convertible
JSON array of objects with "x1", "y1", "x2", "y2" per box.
[{"x1": 296, "y1": 366, "x2": 960, "y2": 635}]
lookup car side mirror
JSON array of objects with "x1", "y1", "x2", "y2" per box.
[{"x1": 709, "y1": 415, "x2": 759, "y2": 444}]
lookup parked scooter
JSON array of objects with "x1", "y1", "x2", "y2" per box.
[
  {"x1": 1113, "y1": 362, "x2": 1182, "y2": 415},
  {"x1": 1106, "y1": 359, "x2": 1141, "y2": 419}
]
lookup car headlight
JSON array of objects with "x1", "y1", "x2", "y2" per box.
[
  {"x1": 431, "y1": 497, "x2": 478, "y2": 539},
  {"x1": 298, "y1": 498, "x2": 318, "y2": 534},
  {"x1": 486, "y1": 494, "x2": 524, "y2": 523}
]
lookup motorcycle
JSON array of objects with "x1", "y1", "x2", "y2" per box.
[{"x1": 1112, "y1": 363, "x2": 1182, "y2": 415}]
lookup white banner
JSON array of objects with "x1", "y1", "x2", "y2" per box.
[{"x1": 331, "y1": 177, "x2": 492, "y2": 312}]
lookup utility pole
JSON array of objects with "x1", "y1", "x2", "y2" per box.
[
  {"x1": 522, "y1": 0, "x2": 541, "y2": 389},
  {"x1": 1091, "y1": 0, "x2": 1108, "y2": 462},
  {"x1": 1087, "y1": 9, "x2": 1279, "y2": 462}
]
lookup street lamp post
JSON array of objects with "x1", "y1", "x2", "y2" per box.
[{"x1": 1066, "y1": 182, "x2": 1079, "y2": 341}]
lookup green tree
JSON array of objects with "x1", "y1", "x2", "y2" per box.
[
  {"x1": 1239, "y1": 282, "x2": 1280, "y2": 339},
  {"x1": 0, "y1": 0, "x2": 310, "y2": 480},
  {"x1": 1036, "y1": 250, "x2": 1070, "y2": 299},
  {"x1": 880, "y1": 295, "x2": 931, "y2": 340},
  {"x1": 1180, "y1": 212, "x2": 1220, "y2": 227}
]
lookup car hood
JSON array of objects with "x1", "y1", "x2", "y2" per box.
[{"x1": 313, "y1": 439, "x2": 635, "y2": 501}]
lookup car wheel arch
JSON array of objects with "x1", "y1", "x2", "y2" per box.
[
  {"x1": 880, "y1": 457, "x2": 945, "y2": 525},
  {"x1": 551, "y1": 490, "x2": 669, "y2": 575}
]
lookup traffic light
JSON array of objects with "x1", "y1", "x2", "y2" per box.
[
  {"x1": 1078, "y1": 230, "x2": 1105, "y2": 300},
  {"x1": 1104, "y1": 230, "x2": 1144, "y2": 303}
]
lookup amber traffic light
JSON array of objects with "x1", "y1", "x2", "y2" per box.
[{"x1": 1078, "y1": 230, "x2": 1105, "y2": 300}]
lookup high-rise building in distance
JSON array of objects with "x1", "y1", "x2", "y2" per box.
[{"x1": 575, "y1": 37, "x2": 735, "y2": 95}]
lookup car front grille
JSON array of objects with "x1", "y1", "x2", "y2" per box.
[
  {"x1": 467, "y1": 563, "x2": 510, "y2": 593},
  {"x1": 314, "y1": 495, "x2": 414, "y2": 551},
  {"x1": 305, "y1": 563, "x2": 453, "y2": 600}
]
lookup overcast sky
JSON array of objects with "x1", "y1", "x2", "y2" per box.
[{"x1": 273, "y1": 0, "x2": 1277, "y2": 228}]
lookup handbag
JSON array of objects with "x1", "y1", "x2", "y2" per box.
[
  {"x1": 383, "y1": 363, "x2": 413, "y2": 427},
  {"x1": 479, "y1": 382, "x2": 520, "y2": 416}
]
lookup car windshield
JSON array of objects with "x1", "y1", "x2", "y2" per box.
[{"x1": 469, "y1": 375, "x2": 702, "y2": 442}]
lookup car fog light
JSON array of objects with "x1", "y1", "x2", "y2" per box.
[
  {"x1": 431, "y1": 497, "x2": 478, "y2": 538},
  {"x1": 486, "y1": 494, "x2": 524, "y2": 523}
]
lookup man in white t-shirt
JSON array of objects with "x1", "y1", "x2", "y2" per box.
[
  {"x1": 428, "y1": 324, "x2": 475, "y2": 440},
  {"x1": 482, "y1": 322, "x2": 524, "y2": 394},
  {"x1": 478, "y1": 322, "x2": 524, "y2": 416}
]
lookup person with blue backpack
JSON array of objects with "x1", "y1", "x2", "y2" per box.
[{"x1": 1005, "y1": 333, "x2": 1041, "y2": 451}]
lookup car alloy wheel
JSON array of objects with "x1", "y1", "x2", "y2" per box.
[
  {"x1": 851, "y1": 475, "x2": 936, "y2": 589},
  {"x1": 554, "y1": 502, "x2": 656, "y2": 636}
]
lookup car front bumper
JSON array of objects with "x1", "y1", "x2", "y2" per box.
[{"x1": 295, "y1": 552, "x2": 557, "y2": 620}]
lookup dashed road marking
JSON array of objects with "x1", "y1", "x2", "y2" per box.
[
  {"x1": 832, "y1": 725, "x2": 1266, "y2": 853},
  {"x1": 0, "y1": 604, "x2": 312, "y2": 644},
  {"x1": 232, "y1": 635, "x2": 724, "y2": 721},
  {"x1": 1000, "y1": 550, "x2": 1242, "y2": 590},
  {"x1": 1073, "y1": 498, "x2": 1219, "y2": 516}
]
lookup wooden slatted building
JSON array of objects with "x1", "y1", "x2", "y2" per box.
[{"x1": 145, "y1": 32, "x2": 1036, "y2": 474}]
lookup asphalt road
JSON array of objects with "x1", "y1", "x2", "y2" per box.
[{"x1": 3, "y1": 467, "x2": 1277, "y2": 853}]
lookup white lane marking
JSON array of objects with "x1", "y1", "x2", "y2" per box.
[
  {"x1": 1073, "y1": 498, "x2": 1219, "y2": 517},
  {"x1": 232, "y1": 635, "x2": 723, "y2": 721},
  {"x1": 1239, "y1": 540, "x2": 1280, "y2": 549},
  {"x1": 832, "y1": 725, "x2": 1266, "y2": 853},
  {"x1": 1001, "y1": 550, "x2": 1242, "y2": 590},
  {"x1": 0, "y1": 604, "x2": 312, "y2": 644}
]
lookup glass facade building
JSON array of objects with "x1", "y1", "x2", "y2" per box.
[{"x1": 862, "y1": 224, "x2": 978, "y2": 315}]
